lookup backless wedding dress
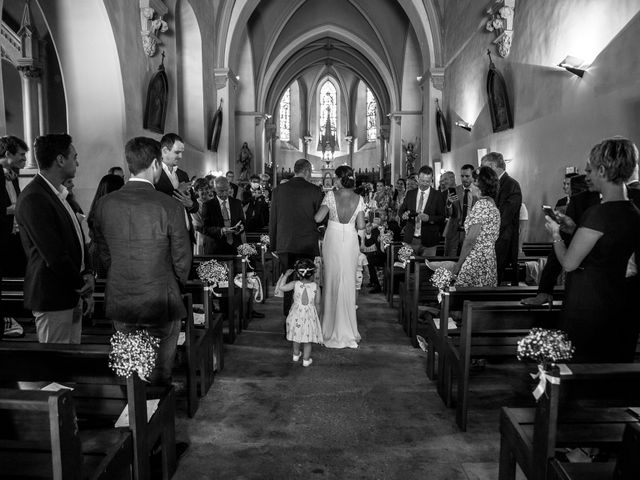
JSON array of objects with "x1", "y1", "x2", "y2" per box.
[{"x1": 321, "y1": 190, "x2": 364, "y2": 348}]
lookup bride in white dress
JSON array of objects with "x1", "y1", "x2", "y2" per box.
[{"x1": 314, "y1": 166, "x2": 366, "y2": 348}]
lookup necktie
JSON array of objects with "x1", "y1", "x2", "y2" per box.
[
  {"x1": 415, "y1": 190, "x2": 425, "y2": 236},
  {"x1": 461, "y1": 188, "x2": 470, "y2": 224},
  {"x1": 221, "y1": 200, "x2": 233, "y2": 244}
]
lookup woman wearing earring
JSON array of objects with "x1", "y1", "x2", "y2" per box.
[{"x1": 314, "y1": 166, "x2": 366, "y2": 348}]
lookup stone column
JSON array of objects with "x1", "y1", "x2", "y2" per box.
[
  {"x1": 17, "y1": 66, "x2": 41, "y2": 168},
  {"x1": 345, "y1": 136, "x2": 354, "y2": 166},
  {"x1": 379, "y1": 125, "x2": 390, "y2": 180},
  {"x1": 213, "y1": 68, "x2": 239, "y2": 176},
  {"x1": 265, "y1": 121, "x2": 277, "y2": 188},
  {"x1": 427, "y1": 68, "x2": 445, "y2": 169},
  {"x1": 303, "y1": 135, "x2": 313, "y2": 160}
]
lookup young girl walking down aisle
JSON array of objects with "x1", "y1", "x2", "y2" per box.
[{"x1": 276, "y1": 259, "x2": 323, "y2": 367}]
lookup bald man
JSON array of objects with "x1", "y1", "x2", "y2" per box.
[{"x1": 202, "y1": 176, "x2": 245, "y2": 255}]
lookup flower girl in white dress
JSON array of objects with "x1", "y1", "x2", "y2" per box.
[{"x1": 276, "y1": 259, "x2": 323, "y2": 367}]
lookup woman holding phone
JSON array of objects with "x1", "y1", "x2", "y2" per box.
[{"x1": 545, "y1": 137, "x2": 640, "y2": 362}]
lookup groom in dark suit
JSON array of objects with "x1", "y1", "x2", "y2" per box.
[
  {"x1": 398, "y1": 165, "x2": 446, "y2": 256},
  {"x1": 270, "y1": 159, "x2": 323, "y2": 316},
  {"x1": 93, "y1": 136, "x2": 192, "y2": 385},
  {"x1": 482, "y1": 152, "x2": 522, "y2": 285}
]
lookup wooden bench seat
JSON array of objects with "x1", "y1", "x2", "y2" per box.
[
  {"x1": 0, "y1": 343, "x2": 176, "y2": 480},
  {"x1": 499, "y1": 363, "x2": 640, "y2": 480},
  {"x1": 0, "y1": 388, "x2": 134, "y2": 479},
  {"x1": 442, "y1": 300, "x2": 562, "y2": 431}
]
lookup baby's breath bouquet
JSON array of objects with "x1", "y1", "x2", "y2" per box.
[
  {"x1": 430, "y1": 267, "x2": 454, "y2": 303},
  {"x1": 196, "y1": 259, "x2": 229, "y2": 288},
  {"x1": 517, "y1": 328, "x2": 574, "y2": 400},
  {"x1": 379, "y1": 231, "x2": 393, "y2": 249},
  {"x1": 109, "y1": 330, "x2": 159, "y2": 382},
  {"x1": 397, "y1": 245, "x2": 414, "y2": 265},
  {"x1": 237, "y1": 243, "x2": 258, "y2": 258},
  {"x1": 259, "y1": 234, "x2": 270, "y2": 249}
]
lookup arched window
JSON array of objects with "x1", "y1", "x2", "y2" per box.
[
  {"x1": 279, "y1": 87, "x2": 290, "y2": 141},
  {"x1": 366, "y1": 88, "x2": 378, "y2": 142},
  {"x1": 319, "y1": 81, "x2": 337, "y2": 137}
]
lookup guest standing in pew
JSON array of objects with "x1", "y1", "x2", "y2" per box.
[
  {"x1": 15, "y1": 134, "x2": 94, "y2": 344},
  {"x1": 545, "y1": 137, "x2": 640, "y2": 362},
  {"x1": 482, "y1": 152, "x2": 522, "y2": 285},
  {"x1": 398, "y1": 165, "x2": 446, "y2": 256},
  {"x1": 1, "y1": 135, "x2": 29, "y2": 338},
  {"x1": 443, "y1": 164, "x2": 478, "y2": 256},
  {"x1": 522, "y1": 174, "x2": 600, "y2": 305},
  {"x1": 202, "y1": 176, "x2": 246, "y2": 255},
  {"x1": 447, "y1": 166, "x2": 500, "y2": 287},
  {"x1": 93, "y1": 137, "x2": 192, "y2": 385}
]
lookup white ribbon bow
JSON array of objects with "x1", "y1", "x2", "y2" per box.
[{"x1": 530, "y1": 364, "x2": 561, "y2": 400}]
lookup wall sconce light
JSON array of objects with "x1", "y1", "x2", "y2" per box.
[
  {"x1": 558, "y1": 55, "x2": 587, "y2": 78},
  {"x1": 455, "y1": 120, "x2": 473, "y2": 132},
  {"x1": 416, "y1": 75, "x2": 423, "y2": 82}
]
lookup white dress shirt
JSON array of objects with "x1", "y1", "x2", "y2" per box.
[{"x1": 162, "y1": 162, "x2": 180, "y2": 189}]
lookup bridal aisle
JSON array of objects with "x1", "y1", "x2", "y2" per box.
[{"x1": 173, "y1": 292, "x2": 528, "y2": 479}]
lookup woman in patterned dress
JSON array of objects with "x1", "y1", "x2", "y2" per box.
[{"x1": 453, "y1": 166, "x2": 501, "y2": 287}]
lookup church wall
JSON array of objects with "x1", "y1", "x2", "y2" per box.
[
  {"x1": 442, "y1": 0, "x2": 640, "y2": 242},
  {"x1": 235, "y1": 31, "x2": 257, "y2": 178}
]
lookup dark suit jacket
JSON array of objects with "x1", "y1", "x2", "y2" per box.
[
  {"x1": 156, "y1": 167, "x2": 199, "y2": 214},
  {"x1": 0, "y1": 171, "x2": 19, "y2": 237},
  {"x1": 15, "y1": 174, "x2": 90, "y2": 311},
  {"x1": 93, "y1": 181, "x2": 192, "y2": 326},
  {"x1": 495, "y1": 172, "x2": 522, "y2": 266},
  {"x1": 398, "y1": 187, "x2": 446, "y2": 247},
  {"x1": 230, "y1": 182, "x2": 239, "y2": 199},
  {"x1": 443, "y1": 184, "x2": 478, "y2": 240},
  {"x1": 202, "y1": 196, "x2": 245, "y2": 255},
  {"x1": 269, "y1": 177, "x2": 323, "y2": 256}
]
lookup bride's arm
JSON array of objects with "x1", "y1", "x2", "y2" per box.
[
  {"x1": 355, "y1": 211, "x2": 366, "y2": 230},
  {"x1": 315, "y1": 205, "x2": 329, "y2": 223}
]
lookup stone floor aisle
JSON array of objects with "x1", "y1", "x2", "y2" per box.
[{"x1": 173, "y1": 292, "x2": 528, "y2": 479}]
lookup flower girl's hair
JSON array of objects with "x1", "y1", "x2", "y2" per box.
[{"x1": 294, "y1": 258, "x2": 316, "y2": 279}]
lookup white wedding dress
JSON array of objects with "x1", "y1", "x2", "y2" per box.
[{"x1": 321, "y1": 191, "x2": 364, "y2": 348}]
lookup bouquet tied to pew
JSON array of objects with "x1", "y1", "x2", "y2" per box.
[
  {"x1": 259, "y1": 234, "x2": 270, "y2": 250},
  {"x1": 109, "y1": 330, "x2": 159, "y2": 382},
  {"x1": 430, "y1": 267, "x2": 455, "y2": 303},
  {"x1": 237, "y1": 243, "x2": 259, "y2": 269},
  {"x1": 379, "y1": 231, "x2": 393, "y2": 250},
  {"x1": 517, "y1": 328, "x2": 574, "y2": 400},
  {"x1": 196, "y1": 259, "x2": 230, "y2": 296},
  {"x1": 395, "y1": 245, "x2": 414, "y2": 268}
]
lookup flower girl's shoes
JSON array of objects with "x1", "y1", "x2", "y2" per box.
[
  {"x1": 302, "y1": 358, "x2": 313, "y2": 367},
  {"x1": 292, "y1": 352, "x2": 301, "y2": 362}
]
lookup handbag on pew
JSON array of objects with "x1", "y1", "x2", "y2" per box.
[{"x1": 234, "y1": 272, "x2": 263, "y2": 302}]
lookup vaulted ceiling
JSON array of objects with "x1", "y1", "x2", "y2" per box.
[{"x1": 220, "y1": 0, "x2": 443, "y2": 116}]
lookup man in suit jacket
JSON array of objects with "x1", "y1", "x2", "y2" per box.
[
  {"x1": 202, "y1": 176, "x2": 246, "y2": 255},
  {"x1": 155, "y1": 133, "x2": 198, "y2": 243},
  {"x1": 270, "y1": 158, "x2": 323, "y2": 316},
  {"x1": 398, "y1": 165, "x2": 446, "y2": 256},
  {"x1": 482, "y1": 152, "x2": 522, "y2": 285},
  {"x1": 93, "y1": 137, "x2": 192, "y2": 385},
  {"x1": 443, "y1": 164, "x2": 478, "y2": 256},
  {"x1": 15, "y1": 134, "x2": 94, "y2": 343}
]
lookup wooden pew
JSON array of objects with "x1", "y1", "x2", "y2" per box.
[
  {"x1": 0, "y1": 343, "x2": 176, "y2": 480},
  {"x1": 499, "y1": 363, "x2": 640, "y2": 480},
  {"x1": 0, "y1": 388, "x2": 134, "y2": 479},
  {"x1": 443, "y1": 300, "x2": 562, "y2": 431},
  {"x1": 522, "y1": 242, "x2": 552, "y2": 257},
  {"x1": 421, "y1": 285, "x2": 565, "y2": 386},
  {"x1": 383, "y1": 242, "x2": 403, "y2": 307}
]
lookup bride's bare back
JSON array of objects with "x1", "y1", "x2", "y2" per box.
[{"x1": 333, "y1": 189, "x2": 361, "y2": 224}]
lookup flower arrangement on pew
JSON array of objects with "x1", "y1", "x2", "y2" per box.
[
  {"x1": 430, "y1": 267, "x2": 455, "y2": 303},
  {"x1": 259, "y1": 234, "x2": 270, "y2": 251},
  {"x1": 517, "y1": 328, "x2": 574, "y2": 400},
  {"x1": 109, "y1": 330, "x2": 159, "y2": 382},
  {"x1": 237, "y1": 242, "x2": 258, "y2": 270},
  {"x1": 379, "y1": 231, "x2": 393, "y2": 250},
  {"x1": 394, "y1": 245, "x2": 414, "y2": 269},
  {"x1": 196, "y1": 259, "x2": 229, "y2": 296}
]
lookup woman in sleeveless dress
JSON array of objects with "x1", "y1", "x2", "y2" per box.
[{"x1": 314, "y1": 166, "x2": 366, "y2": 348}]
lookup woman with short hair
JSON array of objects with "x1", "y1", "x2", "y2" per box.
[{"x1": 545, "y1": 137, "x2": 640, "y2": 362}]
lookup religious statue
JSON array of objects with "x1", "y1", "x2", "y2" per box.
[
  {"x1": 403, "y1": 140, "x2": 418, "y2": 177},
  {"x1": 237, "y1": 142, "x2": 253, "y2": 181}
]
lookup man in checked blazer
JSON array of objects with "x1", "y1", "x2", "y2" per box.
[{"x1": 398, "y1": 165, "x2": 446, "y2": 256}]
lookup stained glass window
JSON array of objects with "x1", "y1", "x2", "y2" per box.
[
  {"x1": 366, "y1": 88, "x2": 377, "y2": 141},
  {"x1": 320, "y1": 81, "x2": 337, "y2": 137},
  {"x1": 279, "y1": 87, "x2": 290, "y2": 141}
]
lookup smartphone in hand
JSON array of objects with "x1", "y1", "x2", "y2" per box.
[
  {"x1": 542, "y1": 205, "x2": 558, "y2": 223},
  {"x1": 448, "y1": 187, "x2": 457, "y2": 196}
]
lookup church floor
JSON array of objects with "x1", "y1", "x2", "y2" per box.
[{"x1": 173, "y1": 292, "x2": 532, "y2": 479}]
